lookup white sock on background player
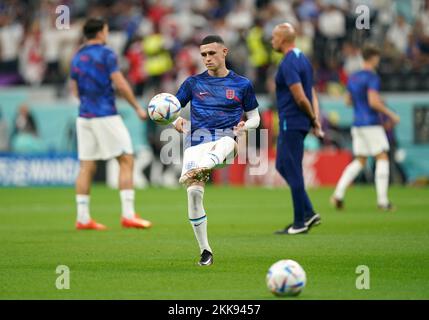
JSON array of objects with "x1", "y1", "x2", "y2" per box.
[
  {"x1": 333, "y1": 159, "x2": 363, "y2": 200},
  {"x1": 120, "y1": 189, "x2": 135, "y2": 219},
  {"x1": 375, "y1": 159, "x2": 390, "y2": 206},
  {"x1": 198, "y1": 136, "x2": 236, "y2": 169},
  {"x1": 187, "y1": 185, "x2": 212, "y2": 254},
  {"x1": 76, "y1": 194, "x2": 90, "y2": 224}
]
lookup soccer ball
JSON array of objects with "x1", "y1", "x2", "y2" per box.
[
  {"x1": 148, "y1": 93, "x2": 181, "y2": 125},
  {"x1": 266, "y1": 259, "x2": 307, "y2": 297}
]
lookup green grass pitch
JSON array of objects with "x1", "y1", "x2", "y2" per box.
[{"x1": 0, "y1": 185, "x2": 428, "y2": 300}]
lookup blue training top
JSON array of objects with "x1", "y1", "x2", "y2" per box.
[
  {"x1": 176, "y1": 70, "x2": 259, "y2": 146},
  {"x1": 70, "y1": 44, "x2": 119, "y2": 118},
  {"x1": 347, "y1": 70, "x2": 382, "y2": 127},
  {"x1": 275, "y1": 48, "x2": 314, "y2": 132}
]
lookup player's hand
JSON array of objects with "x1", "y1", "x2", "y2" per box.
[
  {"x1": 233, "y1": 121, "x2": 246, "y2": 136},
  {"x1": 174, "y1": 117, "x2": 188, "y2": 134},
  {"x1": 390, "y1": 113, "x2": 400, "y2": 125},
  {"x1": 312, "y1": 119, "x2": 325, "y2": 138},
  {"x1": 136, "y1": 107, "x2": 148, "y2": 121}
]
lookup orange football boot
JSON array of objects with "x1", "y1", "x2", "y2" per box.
[
  {"x1": 121, "y1": 214, "x2": 152, "y2": 229},
  {"x1": 76, "y1": 219, "x2": 107, "y2": 230}
]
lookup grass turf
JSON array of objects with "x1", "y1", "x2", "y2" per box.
[{"x1": 0, "y1": 185, "x2": 428, "y2": 300}]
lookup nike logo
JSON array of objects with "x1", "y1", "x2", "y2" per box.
[
  {"x1": 199, "y1": 92, "x2": 209, "y2": 95},
  {"x1": 195, "y1": 221, "x2": 205, "y2": 227}
]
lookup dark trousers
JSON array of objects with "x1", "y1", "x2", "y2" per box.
[{"x1": 276, "y1": 129, "x2": 315, "y2": 228}]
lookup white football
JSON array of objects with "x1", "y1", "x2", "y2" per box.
[
  {"x1": 148, "y1": 93, "x2": 181, "y2": 125},
  {"x1": 266, "y1": 259, "x2": 307, "y2": 297}
]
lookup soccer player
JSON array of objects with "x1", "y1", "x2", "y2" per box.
[
  {"x1": 70, "y1": 18, "x2": 152, "y2": 230},
  {"x1": 271, "y1": 23, "x2": 324, "y2": 235},
  {"x1": 172, "y1": 35, "x2": 260, "y2": 265},
  {"x1": 331, "y1": 44, "x2": 400, "y2": 211}
]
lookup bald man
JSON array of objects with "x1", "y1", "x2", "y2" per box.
[{"x1": 271, "y1": 23, "x2": 323, "y2": 235}]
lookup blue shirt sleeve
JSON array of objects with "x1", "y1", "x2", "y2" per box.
[
  {"x1": 175, "y1": 78, "x2": 192, "y2": 108},
  {"x1": 368, "y1": 74, "x2": 380, "y2": 91},
  {"x1": 282, "y1": 57, "x2": 301, "y2": 86},
  {"x1": 242, "y1": 81, "x2": 259, "y2": 112},
  {"x1": 105, "y1": 50, "x2": 119, "y2": 75}
]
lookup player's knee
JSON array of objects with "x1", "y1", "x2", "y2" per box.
[
  {"x1": 118, "y1": 154, "x2": 134, "y2": 169},
  {"x1": 356, "y1": 157, "x2": 367, "y2": 167},
  {"x1": 80, "y1": 161, "x2": 97, "y2": 175},
  {"x1": 375, "y1": 152, "x2": 388, "y2": 161}
]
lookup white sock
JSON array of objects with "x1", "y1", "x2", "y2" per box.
[
  {"x1": 120, "y1": 189, "x2": 135, "y2": 219},
  {"x1": 334, "y1": 159, "x2": 363, "y2": 200},
  {"x1": 76, "y1": 195, "x2": 90, "y2": 224},
  {"x1": 375, "y1": 159, "x2": 390, "y2": 206},
  {"x1": 187, "y1": 185, "x2": 212, "y2": 254},
  {"x1": 198, "y1": 136, "x2": 236, "y2": 169}
]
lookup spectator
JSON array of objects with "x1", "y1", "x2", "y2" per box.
[
  {"x1": 246, "y1": 20, "x2": 270, "y2": 92},
  {"x1": 19, "y1": 20, "x2": 46, "y2": 85},
  {"x1": 11, "y1": 103, "x2": 47, "y2": 154},
  {"x1": 414, "y1": 0, "x2": 429, "y2": 66},
  {"x1": 318, "y1": 4, "x2": 346, "y2": 40},
  {"x1": 0, "y1": 0, "x2": 427, "y2": 93},
  {"x1": 0, "y1": 11, "x2": 24, "y2": 84},
  {"x1": 386, "y1": 15, "x2": 412, "y2": 55},
  {"x1": 124, "y1": 34, "x2": 148, "y2": 96},
  {"x1": 141, "y1": 29, "x2": 174, "y2": 95},
  {"x1": 342, "y1": 42, "x2": 363, "y2": 76},
  {"x1": 295, "y1": 22, "x2": 314, "y2": 57},
  {"x1": 12, "y1": 104, "x2": 38, "y2": 137}
]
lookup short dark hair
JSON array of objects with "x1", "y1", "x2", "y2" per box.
[
  {"x1": 83, "y1": 18, "x2": 107, "y2": 40},
  {"x1": 200, "y1": 35, "x2": 224, "y2": 46},
  {"x1": 361, "y1": 43, "x2": 381, "y2": 61}
]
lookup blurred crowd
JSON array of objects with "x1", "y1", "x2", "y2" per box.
[
  {"x1": 1, "y1": 0, "x2": 419, "y2": 184},
  {"x1": 1, "y1": 0, "x2": 429, "y2": 95}
]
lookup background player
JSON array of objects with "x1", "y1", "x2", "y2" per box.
[
  {"x1": 271, "y1": 23, "x2": 324, "y2": 235},
  {"x1": 172, "y1": 35, "x2": 260, "y2": 266},
  {"x1": 331, "y1": 44, "x2": 400, "y2": 211},
  {"x1": 71, "y1": 18, "x2": 152, "y2": 230}
]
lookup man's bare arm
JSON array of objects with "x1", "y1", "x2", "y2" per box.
[
  {"x1": 71, "y1": 79, "x2": 79, "y2": 98},
  {"x1": 368, "y1": 90, "x2": 400, "y2": 123},
  {"x1": 290, "y1": 82, "x2": 316, "y2": 123},
  {"x1": 290, "y1": 83, "x2": 324, "y2": 137},
  {"x1": 312, "y1": 87, "x2": 320, "y2": 120},
  {"x1": 111, "y1": 71, "x2": 147, "y2": 120},
  {"x1": 345, "y1": 92, "x2": 353, "y2": 107}
]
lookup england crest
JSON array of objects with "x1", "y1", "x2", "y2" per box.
[{"x1": 226, "y1": 89, "x2": 235, "y2": 99}]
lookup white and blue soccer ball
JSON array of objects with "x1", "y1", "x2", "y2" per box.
[
  {"x1": 266, "y1": 259, "x2": 307, "y2": 297},
  {"x1": 148, "y1": 93, "x2": 181, "y2": 125}
]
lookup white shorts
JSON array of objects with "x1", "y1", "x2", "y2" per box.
[
  {"x1": 351, "y1": 125, "x2": 390, "y2": 157},
  {"x1": 180, "y1": 137, "x2": 237, "y2": 178},
  {"x1": 76, "y1": 115, "x2": 133, "y2": 161}
]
